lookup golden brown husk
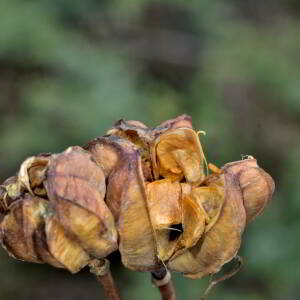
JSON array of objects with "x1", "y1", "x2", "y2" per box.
[
  {"x1": 0, "y1": 147, "x2": 118, "y2": 273},
  {"x1": 0, "y1": 115, "x2": 275, "y2": 280}
]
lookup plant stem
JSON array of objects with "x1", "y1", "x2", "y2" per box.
[
  {"x1": 89, "y1": 259, "x2": 121, "y2": 300},
  {"x1": 152, "y1": 268, "x2": 176, "y2": 300}
]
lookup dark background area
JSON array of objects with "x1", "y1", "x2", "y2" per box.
[{"x1": 0, "y1": 1, "x2": 299, "y2": 299}]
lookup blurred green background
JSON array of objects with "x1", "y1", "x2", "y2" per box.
[{"x1": 0, "y1": 0, "x2": 299, "y2": 299}]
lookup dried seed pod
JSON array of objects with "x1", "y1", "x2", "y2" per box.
[
  {"x1": 86, "y1": 137, "x2": 157, "y2": 271},
  {"x1": 0, "y1": 115, "x2": 275, "y2": 300},
  {"x1": 223, "y1": 158, "x2": 275, "y2": 224},
  {"x1": 85, "y1": 115, "x2": 207, "y2": 271},
  {"x1": 87, "y1": 116, "x2": 274, "y2": 279},
  {"x1": 167, "y1": 174, "x2": 236, "y2": 278},
  {"x1": 0, "y1": 146, "x2": 118, "y2": 273},
  {"x1": 146, "y1": 179, "x2": 182, "y2": 262},
  {"x1": 167, "y1": 158, "x2": 274, "y2": 279},
  {"x1": 106, "y1": 115, "x2": 206, "y2": 184},
  {"x1": 1, "y1": 195, "x2": 42, "y2": 263},
  {"x1": 44, "y1": 146, "x2": 118, "y2": 264},
  {"x1": 0, "y1": 193, "x2": 64, "y2": 267},
  {"x1": 152, "y1": 128, "x2": 206, "y2": 183},
  {"x1": 45, "y1": 214, "x2": 90, "y2": 273}
]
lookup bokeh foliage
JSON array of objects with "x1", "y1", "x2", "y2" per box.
[{"x1": 0, "y1": 1, "x2": 299, "y2": 299}]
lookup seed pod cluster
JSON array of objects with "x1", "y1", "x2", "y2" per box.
[
  {"x1": 0, "y1": 147, "x2": 117, "y2": 273},
  {"x1": 0, "y1": 115, "x2": 274, "y2": 280}
]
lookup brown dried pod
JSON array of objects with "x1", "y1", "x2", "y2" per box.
[
  {"x1": 86, "y1": 136, "x2": 158, "y2": 271},
  {"x1": 0, "y1": 115, "x2": 275, "y2": 300},
  {"x1": 1, "y1": 146, "x2": 118, "y2": 273},
  {"x1": 0, "y1": 193, "x2": 65, "y2": 267},
  {"x1": 223, "y1": 158, "x2": 275, "y2": 224},
  {"x1": 167, "y1": 157, "x2": 274, "y2": 279},
  {"x1": 85, "y1": 115, "x2": 207, "y2": 271},
  {"x1": 167, "y1": 169, "x2": 244, "y2": 278},
  {"x1": 105, "y1": 115, "x2": 206, "y2": 184},
  {"x1": 45, "y1": 146, "x2": 118, "y2": 262},
  {"x1": 87, "y1": 116, "x2": 274, "y2": 285}
]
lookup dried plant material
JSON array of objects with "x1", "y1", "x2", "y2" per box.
[
  {"x1": 181, "y1": 195, "x2": 206, "y2": 248},
  {"x1": 43, "y1": 146, "x2": 118, "y2": 267},
  {"x1": 235, "y1": 160, "x2": 274, "y2": 224},
  {"x1": 0, "y1": 156, "x2": 49, "y2": 212},
  {"x1": 90, "y1": 259, "x2": 121, "y2": 300},
  {"x1": 103, "y1": 138, "x2": 157, "y2": 271},
  {"x1": 146, "y1": 180, "x2": 182, "y2": 261},
  {"x1": 86, "y1": 137, "x2": 158, "y2": 271},
  {"x1": 0, "y1": 194, "x2": 63, "y2": 268},
  {"x1": 55, "y1": 199, "x2": 116, "y2": 258},
  {"x1": 19, "y1": 156, "x2": 49, "y2": 195},
  {"x1": 155, "y1": 114, "x2": 193, "y2": 131},
  {"x1": 0, "y1": 177, "x2": 21, "y2": 212},
  {"x1": 86, "y1": 139, "x2": 121, "y2": 178},
  {"x1": 0, "y1": 146, "x2": 119, "y2": 273},
  {"x1": 106, "y1": 120, "x2": 154, "y2": 181},
  {"x1": 21, "y1": 195, "x2": 64, "y2": 268},
  {"x1": 1, "y1": 199, "x2": 40, "y2": 262},
  {"x1": 45, "y1": 216, "x2": 90, "y2": 273},
  {"x1": 45, "y1": 146, "x2": 107, "y2": 214},
  {"x1": 44, "y1": 146, "x2": 118, "y2": 257},
  {"x1": 221, "y1": 158, "x2": 274, "y2": 224},
  {"x1": 208, "y1": 163, "x2": 222, "y2": 174},
  {"x1": 106, "y1": 114, "x2": 202, "y2": 183},
  {"x1": 187, "y1": 172, "x2": 246, "y2": 279},
  {"x1": 0, "y1": 115, "x2": 275, "y2": 300},
  {"x1": 168, "y1": 171, "x2": 246, "y2": 279},
  {"x1": 153, "y1": 128, "x2": 206, "y2": 183},
  {"x1": 191, "y1": 184, "x2": 225, "y2": 233},
  {"x1": 200, "y1": 256, "x2": 243, "y2": 300}
]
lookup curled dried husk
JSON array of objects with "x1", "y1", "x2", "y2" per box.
[
  {"x1": 167, "y1": 158, "x2": 274, "y2": 278},
  {"x1": 0, "y1": 194, "x2": 64, "y2": 267},
  {"x1": 19, "y1": 156, "x2": 50, "y2": 195},
  {"x1": 152, "y1": 128, "x2": 206, "y2": 184},
  {"x1": 0, "y1": 176, "x2": 21, "y2": 213},
  {"x1": 44, "y1": 147, "x2": 118, "y2": 261},
  {"x1": 86, "y1": 137, "x2": 157, "y2": 271},
  {"x1": 223, "y1": 158, "x2": 275, "y2": 224},
  {"x1": 106, "y1": 115, "x2": 206, "y2": 184},
  {"x1": 88, "y1": 117, "x2": 274, "y2": 278},
  {"x1": 146, "y1": 180, "x2": 182, "y2": 262},
  {"x1": 0, "y1": 115, "x2": 275, "y2": 282},
  {"x1": 0, "y1": 146, "x2": 118, "y2": 273},
  {"x1": 166, "y1": 171, "x2": 245, "y2": 278},
  {"x1": 85, "y1": 115, "x2": 207, "y2": 271},
  {"x1": 0, "y1": 155, "x2": 50, "y2": 212}
]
